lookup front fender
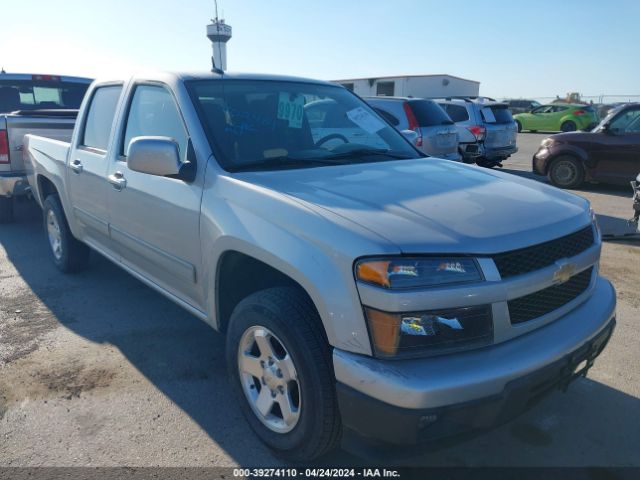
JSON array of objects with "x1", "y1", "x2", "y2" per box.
[{"x1": 199, "y1": 171, "x2": 400, "y2": 356}]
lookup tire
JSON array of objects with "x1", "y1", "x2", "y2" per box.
[
  {"x1": 0, "y1": 196, "x2": 14, "y2": 223},
  {"x1": 516, "y1": 120, "x2": 522, "y2": 133},
  {"x1": 548, "y1": 155, "x2": 585, "y2": 189},
  {"x1": 561, "y1": 121, "x2": 577, "y2": 132},
  {"x1": 226, "y1": 287, "x2": 341, "y2": 461},
  {"x1": 42, "y1": 194, "x2": 90, "y2": 273}
]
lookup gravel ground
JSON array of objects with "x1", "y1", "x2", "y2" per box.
[{"x1": 0, "y1": 133, "x2": 638, "y2": 467}]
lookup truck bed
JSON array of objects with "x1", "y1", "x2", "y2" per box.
[
  {"x1": 1, "y1": 112, "x2": 76, "y2": 174},
  {"x1": 23, "y1": 134, "x2": 71, "y2": 206}
]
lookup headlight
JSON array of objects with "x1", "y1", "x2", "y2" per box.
[
  {"x1": 355, "y1": 257, "x2": 483, "y2": 289},
  {"x1": 364, "y1": 305, "x2": 493, "y2": 358},
  {"x1": 541, "y1": 138, "x2": 555, "y2": 147}
]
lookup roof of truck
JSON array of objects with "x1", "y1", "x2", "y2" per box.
[
  {"x1": 176, "y1": 71, "x2": 334, "y2": 85},
  {"x1": 0, "y1": 72, "x2": 93, "y2": 83}
]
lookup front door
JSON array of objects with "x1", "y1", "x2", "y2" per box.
[
  {"x1": 592, "y1": 106, "x2": 640, "y2": 184},
  {"x1": 106, "y1": 84, "x2": 204, "y2": 308},
  {"x1": 67, "y1": 84, "x2": 123, "y2": 253},
  {"x1": 528, "y1": 106, "x2": 554, "y2": 130}
]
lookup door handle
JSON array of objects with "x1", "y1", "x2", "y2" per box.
[
  {"x1": 108, "y1": 171, "x2": 127, "y2": 191},
  {"x1": 70, "y1": 159, "x2": 83, "y2": 174}
]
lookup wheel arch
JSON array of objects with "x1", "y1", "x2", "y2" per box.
[
  {"x1": 215, "y1": 250, "x2": 313, "y2": 333},
  {"x1": 544, "y1": 147, "x2": 588, "y2": 175}
]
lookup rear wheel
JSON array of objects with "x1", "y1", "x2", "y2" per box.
[
  {"x1": 226, "y1": 287, "x2": 341, "y2": 461},
  {"x1": 0, "y1": 197, "x2": 14, "y2": 223},
  {"x1": 561, "y1": 120, "x2": 577, "y2": 132},
  {"x1": 43, "y1": 194, "x2": 90, "y2": 273},
  {"x1": 548, "y1": 155, "x2": 585, "y2": 189}
]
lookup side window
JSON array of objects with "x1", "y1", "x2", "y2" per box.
[
  {"x1": 443, "y1": 104, "x2": 469, "y2": 122},
  {"x1": 609, "y1": 108, "x2": 640, "y2": 134},
  {"x1": 123, "y1": 85, "x2": 188, "y2": 159},
  {"x1": 81, "y1": 85, "x2": 123, "y2": 151}
]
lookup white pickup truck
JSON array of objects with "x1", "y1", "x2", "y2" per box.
[
  {"x1": 24, "y1": 71, "x2": 616, "y2": 460},
  {"x1": 0, "y1": 72, "x2": 91, "y2": 222}
]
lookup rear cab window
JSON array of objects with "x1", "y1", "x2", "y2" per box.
[
  {"x1": 0, "y1": 78, "x2": 89, "y2": 113},
  {"x1": 81, "y1": 85, "x2": 123, "y2": 151}
]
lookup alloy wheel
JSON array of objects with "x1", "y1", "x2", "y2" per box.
[
  {"x1": 237, "y1": 326, "x2": 301, "y2": 433},
  {"x1": 46, "y1": 209, "x2": 63, "y2": 261}
]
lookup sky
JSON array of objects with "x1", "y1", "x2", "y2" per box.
[{"x1": 1, "y1": 0, "x2": 638, "y2": 100}]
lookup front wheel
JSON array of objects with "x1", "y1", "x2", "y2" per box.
[
  {"x1": 515, "y1": 120, "x2": 522, "y2": 133},
  {"x1": 548, "y1": 155, "x2": 585, "y2": 189},
  {"x1": 226, "y1": 287, "x2": 341, "y2": 461},
  {"x1": 42, "y1": 195, "x2": 90, "y2": 273}
]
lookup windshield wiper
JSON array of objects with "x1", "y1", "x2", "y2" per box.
[
  {"x1": 227, "y1": 156, "x2": 345, "y2": 172},
  {"x1": 322, "y1": 148, "x2": 418, "y2": 161}
]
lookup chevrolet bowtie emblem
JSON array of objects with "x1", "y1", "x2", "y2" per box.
[{"x1": 553, "y1": 260, "x2": 577, "y2": 284}]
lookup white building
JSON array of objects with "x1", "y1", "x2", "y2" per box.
[{"x1": 332, "y1": 74, "x2": 480, "y2": 98}]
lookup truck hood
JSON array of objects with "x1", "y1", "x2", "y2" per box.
[{"x1": 239, "y1": 159, "x2": 591, "y2": 254}]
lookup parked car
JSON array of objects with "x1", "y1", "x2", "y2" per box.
[
  {"x1": 25, "y1": 71, "x2": 615, "y2": 461},
  {"x1": 364, "y1": 97, "x2": 460, "y2": 161},
  {"x1": 437, "y1": 97, "x2": 518, "y2": 167},
  {"x1": 505, "y1": 99, "x2": 541, "y2": 115},
  {"x1": 533, "y1": 103, "x2": 640, "y2": 188},
  {"x1": 514, "y1": 104, "x2": 598, "y2": 133},
  {"x1": 0, "y1": 72, "x2": 92, "y2": 222}
]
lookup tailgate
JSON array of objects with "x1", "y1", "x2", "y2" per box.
[
  {"x1": 4, "y1": 115, "x2": 76, "y2": 172},
  {"x1": 481, "y1": 104, "x2": 517, "y2": 149}
]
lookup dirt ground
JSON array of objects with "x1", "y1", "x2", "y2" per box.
[{"x1": 0, "y1": 133, "x2": 638, "y2": 467}]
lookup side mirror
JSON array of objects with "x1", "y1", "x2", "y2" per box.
[
  {"x1": 127, "y1": 136, "x2": 182, "y2": 177},
  {"x1": 401, "y1": 129, "x2": 419, "y2": 146}
]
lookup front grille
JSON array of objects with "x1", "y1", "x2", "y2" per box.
[
  {"x1": 493, "y1": 226, "x2": 594, "y2": 279},
  {"x1": 508, "y1": 267, "x2": 593, "y2": 324}
]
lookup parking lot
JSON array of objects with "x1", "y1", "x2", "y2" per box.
[{"x1": 0, "y1": 133, "x2": 638, "y2": 468}]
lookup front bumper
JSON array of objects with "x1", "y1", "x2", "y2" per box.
[
  {"x1": 0, "y1": 172, "x2": 30, "y2": 197},
  {"x1": 334, "y1": 276, "x2": 616, "y2": 445}
]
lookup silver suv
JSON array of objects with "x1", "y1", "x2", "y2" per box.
[
  {"x1": 365, "y1": 97, "x2": 461, "y2": 161},
  {"x1": 437, "y1": 97, "x2": 518, "y2": 167}
]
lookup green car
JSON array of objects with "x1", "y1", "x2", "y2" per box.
[{"x1": 514, "y1": 104, "x2": 599, "y2": 133}]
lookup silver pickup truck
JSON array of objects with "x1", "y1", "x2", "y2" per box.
[
  {"x1": 24, "y1": 71, "x2": 616, "y2": 461},
  {"x1": 0, "y1": 72, "x2": 91, "y2": 222}
]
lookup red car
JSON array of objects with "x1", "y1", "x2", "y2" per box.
[{"x1": 533, "y1": 103, "x2": 640, "y2": 188}]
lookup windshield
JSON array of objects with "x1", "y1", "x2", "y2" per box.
[
  {"x1": 0, "y1": 80, "x2": 89, "y2": 113},
  {"x1": 187, "y1": 80, "x2": 420, "y2": 171}
]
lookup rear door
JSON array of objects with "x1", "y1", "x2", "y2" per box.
[
  {"x1": 481, "y1": 104, "x2": 517, "y2": 149},
  {"x1": 107, "y1": 83, "x2": 204, "y2": 308},
  {"x1": 67, "y1": 84, "x2": 123, "y2": 252}
]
